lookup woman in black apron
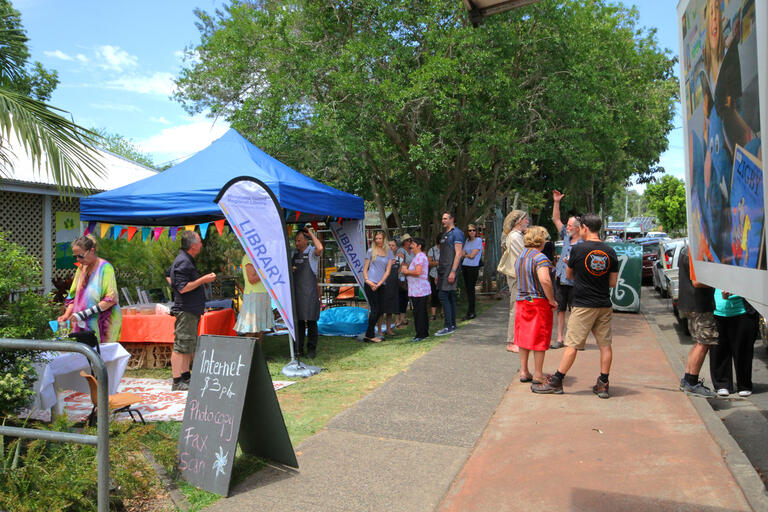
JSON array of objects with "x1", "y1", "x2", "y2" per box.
[{"x1": 292, "y1": 228, "x2": 323, "y2": 358}]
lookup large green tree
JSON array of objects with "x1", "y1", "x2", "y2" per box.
[
  {"x1": 644, "y1": 174, "x2": 687, "y2": 234},
  {"x1": 0, "y1": 1, "x2": 102, "y2": 190},
  {"x1": 175, "y1": 0, "x2": 676, "y2": 240},
  {"x1": 90, "y1": 127, "x2": 156, "y2": 169}
]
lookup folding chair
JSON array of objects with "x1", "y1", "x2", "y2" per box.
[
  {"x1": 121, "y1": 287, "x2": 134, "y2": 306},
  {"x1": 80, "y1": 371, "x2": 146, "y2": 426}
]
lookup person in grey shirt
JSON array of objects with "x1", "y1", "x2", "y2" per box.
[
  {"x1": 551, "y1": 190, "x2": 582, "y2": 349},
  {"x1": 362, "y1": 230, "x2": 394, "y2": 342}
]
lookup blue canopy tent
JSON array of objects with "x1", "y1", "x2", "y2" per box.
[{"x1": 80, "y1": 128, "x2": 364, "y2": 224}]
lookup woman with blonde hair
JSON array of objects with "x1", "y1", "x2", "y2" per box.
[
  {"x1": 514, "y1": 226, "x2": 557, "y2": 385},
  {"x1": 501, "y1": 210, "x2": 528, "y2": 352},
  {"x1": 362, "y1": 230, "x2": 394, "y2": 343},
  {"x1": 57, "y1": 234, "x2": 122, "y2": 343}
]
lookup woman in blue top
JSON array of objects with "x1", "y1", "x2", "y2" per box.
[
  {"x1": 461, "y1": 224, "x2": 483, "y2": 320},
  {"x1": 362, "y1": 231, "x2": 393, "y2": 343},
  {"x1": 709, "y1": 289, "x2": 757, "y2": 397}
]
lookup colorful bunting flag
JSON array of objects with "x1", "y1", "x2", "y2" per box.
[
  {"x1": 184, "y1": 224, "x2": 195, "y2": 233},
  {"x1": 86, "y1": 221, "x2": 96, "y2": 236},
  {"x1": 199, "y1": 222, "x2": 210, "y2": 240},
  {"x1": 112, "y1": 225, "x2": 122, "y2": 240},
  {"x1": 127, "y1": 226, "x2": 137, "y2": 241},
  {"x1": 141, "y1": 227, "x2": 151, "y2": 242},
  {"x1": 311, "y1": 221, "x2": 319, "y2": 232},
  {"x1": 119, "y1": 228, "x2": 127, "y2": 239},
  {"x1": 170, "y1": 226, "x2": 178, "y2": 241},
  {"x1": 295, "y1": 211, "x2": 301, "y2": 221},
  {"x1": 100, "y1": 223, "x2": 111, "y2": 239},
  {"x1": 214, "y1": 219, "x2": 225, "y2": 236},
  {"x1": 153, "y1": 227, "x2": 163, "y2": 241}
]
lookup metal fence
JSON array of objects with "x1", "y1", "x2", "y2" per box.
[{"x1": 0, "y1": 339, "x2": 110, "y2": 512}]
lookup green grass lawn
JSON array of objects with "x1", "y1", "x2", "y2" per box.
[{"x1": 130, "y1": 296, "x2": 498, "y2": 509}]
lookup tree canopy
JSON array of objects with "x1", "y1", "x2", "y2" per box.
[
  {"x1": 644, "y1": 174, "x2": 687, "y2": 235},
  {"x1": 90, "y1": 127, "x2": 157, "y2": 169},
  {"x1": 175, "y1": 0, "x2": 677, "y2": 239}
]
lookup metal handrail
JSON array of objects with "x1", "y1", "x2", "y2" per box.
[{"x1": 0, "y1": 339, "x2": 109, "y2": 512}]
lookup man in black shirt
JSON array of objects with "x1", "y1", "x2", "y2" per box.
[
  {"x1": 169, "y1": 230, "x2": 216, "y2": 391},
  {"x1": 533, "y1": 214, "x2": 618, "y2": 398},
  {"x1": 676, "y1": 245, "x2": 717, "y2": 398}
]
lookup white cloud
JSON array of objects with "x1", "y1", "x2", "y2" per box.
[
  {"x1": 95, "y1": 45, "x2": 138, "y2": 72},
  {"x1": 104, "y1": 72, "x2": 176, "y2": 96},
  {"x1": 90, "y1": 102, "x2": 141, "y2": 112},
  {"x1": 76, "y1": 54, "x2": 89, "y2": 64},
  {"x1": 136, "y1": 117, "x2": 230, "y2": 165},
  {"x1": 149, "y1": 116, "x2": 171, "y2": 124},
  {"x1": 44, "y1": 49, "x2": 73, "y2": 61}
]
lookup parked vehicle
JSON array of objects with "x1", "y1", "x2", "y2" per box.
[
  {"x1": 646, "y1": 231, "x2": 668, "y2": 239},
  {"x1": 665, "y1": 239, "x2": 689, "y2": 335},
  {"x1": 652, "y1": 238, "x2": 687, "y2": 297},
  {"x1": 632, "y1": 237, "x2": 665, "y2": 285}
]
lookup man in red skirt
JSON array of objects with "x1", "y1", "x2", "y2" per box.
[{"x1": 532, "y1": 213, "x2": 618, "y2": 398}]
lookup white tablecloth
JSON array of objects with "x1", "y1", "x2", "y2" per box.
[{"x1": 31, "y1": 342, "x2": 130, "y2": 410}]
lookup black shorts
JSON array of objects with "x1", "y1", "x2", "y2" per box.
[{"x1": 554, "y1": 280, "x2": 574, "y2": 312}]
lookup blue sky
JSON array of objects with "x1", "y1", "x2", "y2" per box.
[{"x1": 15, "y1": 0, "x2": 684, "y2": 182}]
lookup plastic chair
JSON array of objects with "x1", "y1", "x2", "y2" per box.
[{"x1": 79, "y1": 371, "x2": 146, "y2": 426}]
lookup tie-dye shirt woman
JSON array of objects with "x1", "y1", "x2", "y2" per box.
[{"x1": 66, "y1": 257, "x2": 122, "y2": 343}]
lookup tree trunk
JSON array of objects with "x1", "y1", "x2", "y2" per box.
[{"x1": 369, "y1": 175, "x2": 388, "y2": 232}]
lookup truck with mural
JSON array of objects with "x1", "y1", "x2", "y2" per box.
[{"x1": 678, "y1": 0, "x2": 767, "y2": 317}]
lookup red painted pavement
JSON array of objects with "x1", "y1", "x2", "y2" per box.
[{"x1": 438, "y1": 313, "x2": 752, "y2": 512}]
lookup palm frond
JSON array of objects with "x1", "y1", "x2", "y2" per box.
[{"x1": 0, "y1": 87, "x2": 104, "y2": 192}]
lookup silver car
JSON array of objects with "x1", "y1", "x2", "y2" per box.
[{"x1": 652, "y1": 238, "x2": 686, "y2": 298}]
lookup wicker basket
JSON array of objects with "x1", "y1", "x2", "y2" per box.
[
  {"x1": 150, "y1": 343, "x2": 173, "y2": 368},
  {"x1": 122, "y1": 343, "x2": 147, "y2": 370}
]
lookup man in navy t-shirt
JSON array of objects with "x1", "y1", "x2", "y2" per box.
[
  {"x1": 533, "y1": 213, "x2": 618, "y2": 398},
  {"x1": 435, "y1": 211, "x2": 464, "y2": 336}
]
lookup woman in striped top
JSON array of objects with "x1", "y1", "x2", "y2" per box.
[{"x1": 514, "y1": 226, "x2": 557, "y2": 386}]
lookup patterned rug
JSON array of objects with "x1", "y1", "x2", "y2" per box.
[{"x1": 20, "y1": 377, "x2": 296, "y2": 423}]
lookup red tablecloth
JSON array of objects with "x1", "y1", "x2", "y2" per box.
[{"x1": 119, "y1": 309, "x2": 236, "y2": 343}]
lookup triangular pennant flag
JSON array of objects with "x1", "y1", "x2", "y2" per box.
[
  {"x1": 141, "y1": 227, "x2": 151, "y2": 242},
  {"x1": 214, "y1": 219, "x2": 225, "y2": 236},
  {"x1": 112, "y1": 225, "x2": 122, "y2": 240},
  {"x1": 170, "y1": 226, "x2": 178, "y2": 241},
  {"x1": 199, "y1": 222, "x2": 210, "y2": 240},
  {"x1": 295, "y1": 211, "x2": 301, "y2": 221},
  {"x1": 86, "y1": 221, "x2": 96, "y2": 236},
  {"x1": 127, "y1": 226, "x2": 137, "y2": 241},
  {"x1": 153, "y1": 227, "x2": 163, "y2": 241},
  {"x1": 100, "y1": 223, "x2": 111, "y2": 239},
  {"x1": 184, "y1": 224, "x2": 195, "y2": 233},
  {"x1": 311, "y1": 221, "x2": 319, "y2": 232},
  {"x1": 337, "y1": 217, "x2": 343, "y2": 225},
  {"x1": 83, "y1": 226, "x2": 90, "y2": 236},
  {"x1": 119, "y1": 228, "x2": 127, "y2": 239}
]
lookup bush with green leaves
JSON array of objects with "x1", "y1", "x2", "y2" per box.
[{"x1": 0, "y1": 231, "x2": 59, "y2": 416}]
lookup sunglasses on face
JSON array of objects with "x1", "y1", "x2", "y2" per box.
[{"x1": 468, "y1": 229, "x2": 476, "y2": 232}]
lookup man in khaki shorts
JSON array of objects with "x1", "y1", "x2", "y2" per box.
[
  {"x1": 677, "y1": 245, "x2": 717, "y2": 397},
  {"x1": 533, "y1": 213, "x2": 618, "y2": 398},
  {"x1": 169, "y1": 230, "x2": 216, "y2": 391}
]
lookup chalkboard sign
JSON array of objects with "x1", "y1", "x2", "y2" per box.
[{"x1": 177, "y1": 335, "x2": 298, "y2": 496}]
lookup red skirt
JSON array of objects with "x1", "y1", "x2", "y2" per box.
[{"x1": 514, "y1": 298, "x2": 553, "y2": 351}]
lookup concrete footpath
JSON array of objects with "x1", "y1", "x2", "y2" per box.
[{"x1": 205, "y1": 301, "x2": 766, "y2": 511}]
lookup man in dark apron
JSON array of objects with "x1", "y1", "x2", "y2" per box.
[{"x1": 292, "y1": 227, "x2": 324, "y2": 358}]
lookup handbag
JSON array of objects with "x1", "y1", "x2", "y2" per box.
[{"x1": 496, "y1": 248, "x2": 516, "y2": 278}]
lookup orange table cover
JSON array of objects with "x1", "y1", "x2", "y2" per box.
[{"x1": 119, "y1": 309, "x2": 236, "y2": 343}]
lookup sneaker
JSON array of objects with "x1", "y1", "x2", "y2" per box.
[
  {"x1": 716, "y1": 388, "x2": 730, "y2": 397},
  {"x1": 550, "y1": 341, "x2": 565, "y2": 349},
  {"x1": 435, "y1": 327, "x2": 455, "y2": 336},
  {"x1": 409, "y1": 337, "x2": 425, "y2": 343},
  {"x1": 592, "y1": 377, "x2": 610, "y2": 399},
  {"x1": 531, "y1": 374, "x2": 563, "y2": 394},
  {"x1": 171, "y1": 380, "x2": 189, "y2": 392},
  {"x1": 679, "y1": 378, "x2": 715, "y2": 398},
  {"x1": 738, "y1": 390, "x2": 752, "y2": 397}
]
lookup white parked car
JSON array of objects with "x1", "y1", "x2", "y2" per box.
[{"x1": 652, "y1": 238, "x2": 687, "y2": 298}]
